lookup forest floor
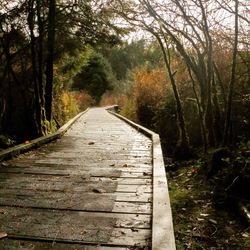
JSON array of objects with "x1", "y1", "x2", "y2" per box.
[{"x1": 166, "y1": 160, "x2": 250, "y2": 250}]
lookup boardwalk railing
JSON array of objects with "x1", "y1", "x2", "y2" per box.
[
  {"x1": 107, "y1": 107, "x2": 176, "y2": 250},
  {"x1": 0, "y1": 109, "x2": 88, "y2": 162}
]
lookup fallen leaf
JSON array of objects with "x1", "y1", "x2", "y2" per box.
[
  {"x1": 209, "y1": 219, "x2": 218, "y2": 225},
  {"x1": 200, "y1": 213, "x2": 209, "y2": 217},
  {"x1": 197, "y1": 218, "x2": 204, "y2": 221},
  {"x1": 242, "y1": 233, "x2": 249, "y2": 238},
  {"x1": 191, "y1": 167, "x2": 198, "y2": 174},
  {"x1": 0, "y1": 232, "x2": 7, "y2": 239}
]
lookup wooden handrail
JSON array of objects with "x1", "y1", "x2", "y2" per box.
[{"x1": 0, "y1": 109, "x2": 89, "y2": 162}]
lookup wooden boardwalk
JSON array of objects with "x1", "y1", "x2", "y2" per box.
[{"x1": 0, "y1": 108, "x2": 175, "y2": 249}]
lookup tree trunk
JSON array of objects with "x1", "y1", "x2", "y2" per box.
[
  {"x1": 36, "y1": 0, "x2": 45, "y2": 115},
  {"x1": 28, "y1": 0, "x2": 43, "y2": 136},
  {"x1": 223, "y1": 0, "x2": 239, "y2": 146},
  {"x1": 155, "y1": 32, "x2": 190, "y2": 159},
  {"x1": 45, "y1": 0, "x2": 56, "y2": 122},
  {"x1": 212, "y1": 75, "x2": 223, "y2": 143},
  {"x1": 199, "y1": 0, "x2": 217, "y2": 147},
  {"x1": 188, "y1": 67, "x2": 208, "y2": 152}
]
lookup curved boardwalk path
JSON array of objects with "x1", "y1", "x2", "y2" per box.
[{"x1": 0, "y1": 108, "x2": 174, "y2": 249}]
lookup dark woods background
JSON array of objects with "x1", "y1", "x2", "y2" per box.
[
  {"x1": 0, "y1": 0, "x2": 122, "y2": 144},
  {"x1": 0, "y1": 0, "x2": 249, "y2": 158}
]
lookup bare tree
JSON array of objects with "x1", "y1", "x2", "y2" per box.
[
  {"x1": 114, "y1": 0, "x2": 221, "y2": 150},
  {"x1": 114, "y1": 0, "x2": 191, "y2": 157},
  {"x1": 223, "y1": 0, "x2": 239, "y2": 145}
]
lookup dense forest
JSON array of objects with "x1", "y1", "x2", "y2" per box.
[{"x1": 0, "y1": 0, "x2": 249, "y2": 248}]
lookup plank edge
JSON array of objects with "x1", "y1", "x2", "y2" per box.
[
  {"x1": 0, "y1": 109, "x2": 89, "y2": 162},
  {"x1": 107, "y1": 108, "x2": 176, "y2": 250}
]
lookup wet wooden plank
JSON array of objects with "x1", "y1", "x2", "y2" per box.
[
  {"x1": 0, "y1": 239, "x2": 129, "y2": 250},
  {"x1": 0, "y1": 198, "x2": 151, "y2": 214},
  {"x1": 44, "y1": 151, "x2": 151, "y2": 158},
  {"x1": 0, "y1": 180, "x2": 152, "y2": 193},
  {"x1": 0, "y1": 166, "x2": 152, "y2": 178},
  {"x1": 0, "y1": 173, "x2": 152, "y2": 185},
  {"x1": 0, "y1": 188, "x2": 152, "y2": 203},
  {"x1": 32, "y1": 158, "x2": 152, "y2": 165},
  {"x1": 1, "y1": 227, "x2": 150, "y2": 247},
  {"x1": 2, "y1": 161, "x2": 152, "y2": 170},
  {"x1": 0, "y1": 187, "x2": 152, "y2": 214},
  {"x1": 0, "y1": 206, "x2": 151, "y2": 228}
]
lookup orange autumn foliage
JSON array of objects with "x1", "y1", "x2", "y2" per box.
[
  {"x1": 133, "y1": 66, "x2": 168, "y2": 107},
  {"x1": 132, "y1": 66, "x2": 169, "y2": 126},
  {"x1": 100, "y1": 92, "x2": 129, "y2": 110}
]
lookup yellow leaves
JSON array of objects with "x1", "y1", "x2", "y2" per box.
[
  {"x1": 53, "y1": 91, "x2": 79, "y2": 126},
  {"x1": 134, "y1": 66, "x2": 167, "y2": 97},
  {"x1": 101, "y1": 93, "x2": 128, "y2": 108},
  {"x1": 61, "y1": 91, "x2": 70, "y2": 107}
]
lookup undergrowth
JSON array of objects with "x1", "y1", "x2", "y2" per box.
[{"x1": 167, "y1": 153, "x2": 250, "y2": 250}]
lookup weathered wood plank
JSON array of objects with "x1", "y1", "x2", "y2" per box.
[
  {"x1": 0, "y1": 173, "x2": 152, "y2": 185},
  {"x1": 0, "y1": 240, "x2": 129, "y2": 250},
  {"x1": 0, "y1": 190, "x2": 152, "y2": 214},
  {"x1": 0, "y1": 188, "x2": 152, "y2": 203},
  {"x1": 0, "y1": 198, "x2": 151, "y2": 214},
  {"x1": 3, "y1": 161, "x2": 152, "y2": 170},
  {"x1": 0, "y1": 107, "x2": 154, "y2": 248},
  {"x1": 0, "y1": 181, "x2": 152, "y2": 193},
  {"x1": 0, "y1": 206, "x2": 151, "y2": 228},
  {"x1": 1, "y1": 227, "x2": 150, "y2": 247},
  {"x1": 0, "y1": 166, "x2": 152, "y2": 178},
  {"x1": 32, "y1": 158, "x2": 152, "y2": 165}
]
